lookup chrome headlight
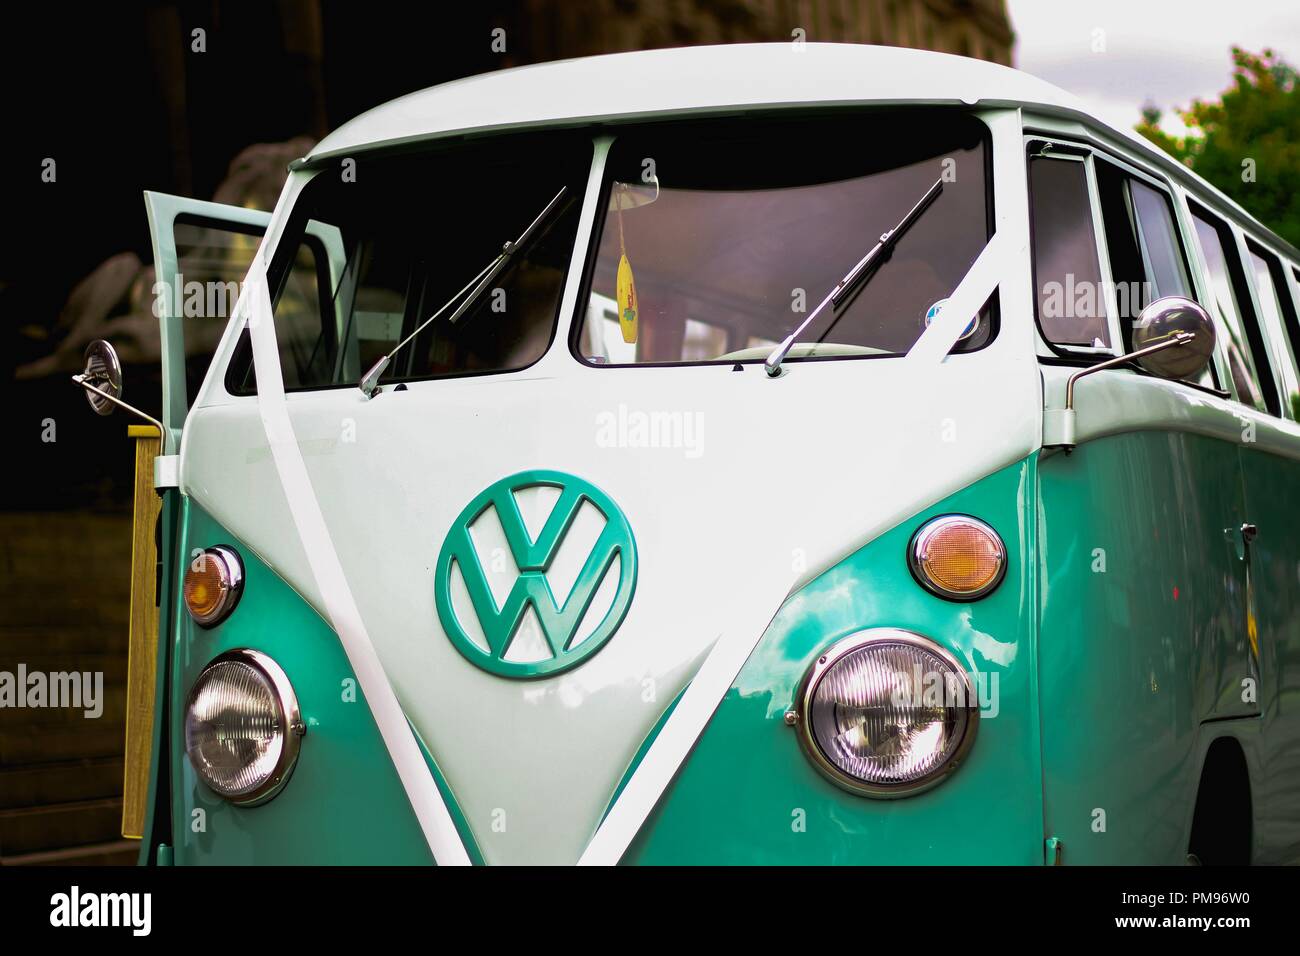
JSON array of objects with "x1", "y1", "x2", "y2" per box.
[
  {"x1": 789, "y1": 630, "x2": 978, "y2": 797},
  {"x1": 184, "y1": 649, "x2": 305, "y2": 806}
]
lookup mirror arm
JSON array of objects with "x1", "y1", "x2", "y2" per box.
[
  {"x1": 1045, "y1": 331, "x2": 1196, "y2": 453},
  {"x1": 72, "y1": 373, "x2": 166, "y2": 436},
  {"x1": 1065, "y1": 331, "x2": 1196, "y2": 410}
]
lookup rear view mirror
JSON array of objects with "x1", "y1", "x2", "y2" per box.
[
  {"x1": 1132, "y1": 296, "x2": 1217, "y2": 380},
  {"x1": 72, "y1": 339, "x2": 165, "y2": 434},
  {"x1": 76, "y1": 339, "x2": 123, "y2": 416}
]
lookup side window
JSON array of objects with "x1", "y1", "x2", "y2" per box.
[
  {"x1": 1246, "y1": 241, "x2": 1300, "y2": 415},
  {"x1": 1189, "y1": 206, "x2": 1275, "y2": 413},
  {"x1": 1093, "y1": 161, "x2": 1195, "y2": 332},
  {"x1": 1092, "y1": 159, "x2": 1208, "y2": 386},
  {"x1": 1292, "y1": 265, "x2": 1300, "y2": 384},
  {"x1": 1292, "y1": 265, "x2": 1300, "y2": 355},
  {"x1": 1028, "y1": 154, "x2": 1109, "y2": 348},
  {"x1": 1128, "y1": 180, "x2": 1193, "y2": 299},
  {"x1": 1291, "y1": 265, "x2": 1300, "y2": 417}
]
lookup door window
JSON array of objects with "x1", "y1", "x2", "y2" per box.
[
  {"x1": 171, "y1": 218, "x2": 262, "y2": 407},
  {"x1": 1027, "y1": 146, "x2": 1203, "y2": 386},
  {"x1": 1028, "y1": 154, "x2": 1109, "y2": 348},
  {"x1": 144, "y1": 191, "x2": 275, "y2": 432}
]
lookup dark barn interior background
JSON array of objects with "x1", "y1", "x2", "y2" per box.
[{"x1": 0, "y1": 0, "x2": 1012, "y2": 864}]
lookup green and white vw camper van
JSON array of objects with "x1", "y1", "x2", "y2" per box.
[{"x1": 77, "y1": 43, "x2": 1300, "y2": 865}]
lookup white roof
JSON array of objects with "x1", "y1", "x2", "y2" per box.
[
  {"x1": 303, "y1": 42, "x2": 1296, "y2": 260},
  {"x1": 307, "y1": 42, "x2": 1090, "y2": 159}
]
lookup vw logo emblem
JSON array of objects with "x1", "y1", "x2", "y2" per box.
[{"x1": 434, "y1": 470, "x2": 637, "y2": 678}]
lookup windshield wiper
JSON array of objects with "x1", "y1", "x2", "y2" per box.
[
  {"x1": 359, "y1": 185, "x2": 569, "y2": 397},
  {"x1": 763, "y1": 176, "x2": 944, "y2": 377}
]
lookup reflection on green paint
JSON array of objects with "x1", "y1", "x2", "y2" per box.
[{"x1": 1035, "y1": 431, "x2": 1273, "y2": 864}]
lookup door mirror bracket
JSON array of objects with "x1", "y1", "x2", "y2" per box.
[{"x1": 1044, "y1": 297, "x2": 1216, "y2": 452}]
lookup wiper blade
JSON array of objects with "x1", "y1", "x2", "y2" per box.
[
  {"x1": 359, "y1": 185, "x2": 569, "y2": 397},
  {"x1": 764, "y1": 176, "x2": 944, "y2": 377}
]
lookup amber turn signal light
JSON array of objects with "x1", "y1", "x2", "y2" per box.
[
  {"x1": 908, "y1": 515, "x2": 1006, "y2": 601},
  {"x1": 184, "y1": 545, "x2": 244, "y2": 627}
]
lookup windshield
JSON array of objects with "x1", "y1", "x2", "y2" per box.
[
  {"x1": 575, "y1": 112, "x2": 994, "y2": 367},
  {"x1": 226, "y1": 134, "x2": 590, "y2": 394}
]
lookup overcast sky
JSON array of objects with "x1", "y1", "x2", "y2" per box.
[{"x1": 1006, "y1": 0, "x2": 1300, "y2": 135}]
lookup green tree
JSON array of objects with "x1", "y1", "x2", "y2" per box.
[{"x1": 1138, "y1": 48, "x2": 1300, "y2": 249}]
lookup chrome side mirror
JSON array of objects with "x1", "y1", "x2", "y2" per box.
[
  {"x1": 72, "y1": 339, "x2": 165, "y2": 434},
  {"x1": 1044, "y1": 296, "x2": 1215, "y2": 452},
  {"x1": 1131, "y1": 295, "x2": 1216, "y2": 380},
  {"x1": 76, "y1": 340, "x2": 123, "y2": 415}
]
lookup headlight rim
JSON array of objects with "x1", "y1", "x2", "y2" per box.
[
  {"x1": 907, "y1": 514, "x2": 1007, "y2": 602},
  {"x1": 184, "y1": 544, "x2": 245, "y2": 628},
  {"x1": 791, "y1": 629, "x2": 980, "y2": 799},
  {"x1": 184, "y1": 648, "x2": 305, "y2": 807}
]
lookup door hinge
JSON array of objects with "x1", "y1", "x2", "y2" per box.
[{"x1": 154, "y1": 454, "x2": 179, "y2": 490}]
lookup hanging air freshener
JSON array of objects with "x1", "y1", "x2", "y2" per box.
[{"x1": 615, "y1": 185, "x2": 638, "y2": 344}]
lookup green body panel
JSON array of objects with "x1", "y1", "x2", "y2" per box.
[
  {"x1": 1035, "y1": 431, "x2": 1258, "y2": 864},
  {"x1": 624, "y1": 458, "x2": 1045, "y2": 864},
  {"x1": 168, "y1": 499, "x2": 436, "y2": 865},
  {"x1": 1239, "y1": 444, "x2": 1300, "y2": 862}
]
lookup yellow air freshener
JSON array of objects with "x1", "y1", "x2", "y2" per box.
[
  {"x1": 616, "y1": 252, "x2": 638, "y2": 343},
  {"x1": 613, "y1": 182, "x2": 640, "y2": 344}
]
